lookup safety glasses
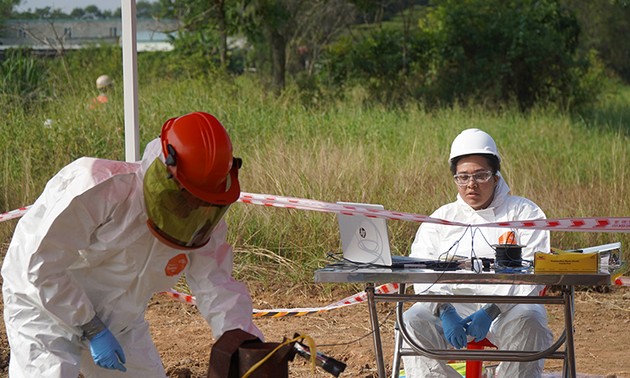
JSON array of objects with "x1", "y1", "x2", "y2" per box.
[{"x1": 453, "y1": 170, "x2": 494, "y2": 187}]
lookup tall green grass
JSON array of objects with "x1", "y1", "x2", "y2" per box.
[{"x1": 1, "y1": 72, "x2": 628, "y2": 286}]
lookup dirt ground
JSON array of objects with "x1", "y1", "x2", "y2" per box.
[{"x1": 0, "y1": 277, "x2": 628, "y2": 377}]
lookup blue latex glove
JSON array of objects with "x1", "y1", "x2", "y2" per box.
[
  {"x1": 463, "y1": 308, "x2": 493, "y2": 342},
  {"x1": 439, "y1": 305, "x2": 468, "y2": 349},
  {"x1": 89, "y1": 328, "x2": 127, "y2": 372}
]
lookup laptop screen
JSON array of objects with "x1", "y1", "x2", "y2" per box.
[{"x1": 337, "y1": 202, "x2": 393, "y2": 266}]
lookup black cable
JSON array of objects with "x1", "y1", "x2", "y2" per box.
[{"x1": 415, "y1": 225, "x2": 471, "y2": 294}]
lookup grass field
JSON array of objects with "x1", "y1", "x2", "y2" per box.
[{"x1": 1, "y1": 72, "x2": 628, "y2": 285}]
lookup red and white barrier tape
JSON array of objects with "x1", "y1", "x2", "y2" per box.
[
  {"x1": 3, "y1": 196, "x2": 626, "y2": 317},
  {"x1": 238, "y1": 192, "x2": 630, "y2": 233},
  {"x1": 0, "y1": 206, "x2": 31, "y2": 223},
  {"x1": 164, "y1": 277, "x2": 629, "y2": 316},
  {"x1": 614, "y1": 276, "x2": 630, "y2": 286},
  {"x1": 161, "y1": 283, "x2": 400, "y2": 318},
  {"x1": 2, "y1": 193, "x2": 630, "y2": 232}
]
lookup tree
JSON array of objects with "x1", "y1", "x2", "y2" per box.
[
  {"x1": 0, "y1": 0, "x2": 20, "y2": 49},
  {"x1": 422, "y1": 0, "x2": 582, "y2": 110},
  {"x1": 288, "y1": 0, "x2": 356, "y2": 76},
  {"x1": 242, "y1": 0, "x2": 354, "y2": 94},
  {"x1": 323, "y1": 26, "x2": 433, "y2": 104},
  {"x1": 349, "y1": 0, "x2": 427, "y2": 25},
  {"x1": 137, "y1": 0, "x2": 159, "y2": 18},
  {"x1": 562, "y1": 0, "x2": 630, "y2": 83},
  {"x1": 156, "y1": 0, "x2": 354, "y2": 94},
  {"x1": 243, "y1": 0, "x2": 302, "y2": 93},
  {"x1": 13, "y1": 6, "x2": 69, "y2": 19},
  {"x1": 83, "y1": 5, "x2": 103, "y2": 19},
  {"x1": 69, "y1": 8, "x2": 86, "y2": 18},
  {"x1": 322, "y1": 0, "x2": 593, "y2": 108},
  {"x1": 159, "y1": 0, "x2": 239, "y2": 69},
  {"x1": 0, "y1": 0, "x2": 20, "y2": 19}
]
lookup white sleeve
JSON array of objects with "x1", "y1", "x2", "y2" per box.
[
  {"x1": 185, "y1": 220, "x2": 263, "y2": 340},
  {"x1": 24, "y1": 176, "x2": 133, "y2": 332}
]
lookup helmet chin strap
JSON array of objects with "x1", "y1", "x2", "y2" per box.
[{"x1": 165, "y1": 144, "x2": 177, "y2": 166}]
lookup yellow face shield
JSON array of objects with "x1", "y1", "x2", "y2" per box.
[{"x1": 144, "y1": 159, "x2": 229, "y2": 250}]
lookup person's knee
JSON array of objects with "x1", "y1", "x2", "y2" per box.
[
  {"x1": 403, "y1": 304, "x2": 434, "y2": 329},
  {"x1": 518, "y1": 306, "x2": 550, "y2": 334},
  {"x1": 521, "y1": 311, "x2": 547, "y2": 329},
  {"x1": 492, "y1": 305, "x2": 551, "y2": 349},
  {"x1": 402, "y1": 304, "x2": 447, "y2": 349},
  {"x1": 522, "y1": 314, "x2": 552, "y2": 345}
]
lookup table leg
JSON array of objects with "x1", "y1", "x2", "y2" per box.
[
  {"x1": 366, "y1": 283, "x2": 386, "y2": 378},
  {"x1": 563, "y1": 286, "x2": 576, "y2": 378}
]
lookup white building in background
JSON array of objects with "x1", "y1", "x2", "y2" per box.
[{"x1": 0, "y1": 18, "x2": 179, "y2": 52}]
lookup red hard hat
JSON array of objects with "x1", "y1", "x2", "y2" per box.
[{"x1": 160, "y1": 112, "x2": 240, "y2": 205}]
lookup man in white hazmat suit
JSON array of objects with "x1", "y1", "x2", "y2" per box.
[
  {"x1": 402, "y1": 128, "x2": 553, "y2": 378},
  {"x1": 2, "y1": 111, "x2": 263, "y2": 377}
]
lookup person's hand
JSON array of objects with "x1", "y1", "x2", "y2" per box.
[
  {"x1": 463, "y1": 308, "x2": 493, "y2": 342},
  {"x1": 439, "y1": 305, "x2": 468, "y2": 349},
  {"x1": 88, "y1": 328, "x2": 127, "y2": 372}
]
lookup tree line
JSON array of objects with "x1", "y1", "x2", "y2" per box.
[
  {"x1": 2, "y1": 0, "x2": 630, "y2": 110},
  {"x1": 7, "y1": 1, "x2": 160, "y2": 19}
]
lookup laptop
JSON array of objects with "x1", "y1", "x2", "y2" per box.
[{"x1": 336, "y1": 202, "x2": 438, "y2": 268}]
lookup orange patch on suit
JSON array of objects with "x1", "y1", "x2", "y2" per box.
[{"x1": 165, "y1": 253, "x2": 188, "y2": 276}]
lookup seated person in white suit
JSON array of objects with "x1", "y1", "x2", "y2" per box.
[{"x1": 402, "y1": 128, "x2": 552, "y2": 378}]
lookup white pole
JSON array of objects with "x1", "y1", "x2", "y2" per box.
[{"x1": 121, "y1": 0, "x2": 140, "y2": 162}]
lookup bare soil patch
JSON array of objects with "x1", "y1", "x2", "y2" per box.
[
  {"x1": 153, "y1": 283, "x2": 630, "y2": 377},
  {"x1": 0, "y1": 275, "x2": 628, "y2": 377}
]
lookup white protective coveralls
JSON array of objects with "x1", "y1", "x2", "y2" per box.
[
  {"x1": 402, "y1": 174, "x2": 553, "y2": 378},
  {"x1": 2, "y1": 141, "x2": 262, "y2": 378}
]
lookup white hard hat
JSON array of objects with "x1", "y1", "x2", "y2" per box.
[
  {"x1": 96, "y1": 75, "x2": 113, "y2": 89},
  {"x1": 449, "y1": 128, "x2": 501, "y2": 163}
]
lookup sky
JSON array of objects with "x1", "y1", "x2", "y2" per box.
[{"x1": 16, "y1": 0, "x2": 127, "y2": 13}]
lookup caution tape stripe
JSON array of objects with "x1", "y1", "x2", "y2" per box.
[
  {"x1": 238, "y1": 192, "x2": 630, "y2": 232},
  {"x1": 0, "y1": 206, "x2": 31, "y2": 223},
  {"x1": 161, "y1": 283, "x2": 399, "y2": 318},
  {"x1": 3, "y1": 193, "x2": 629, "y2": 232}
]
